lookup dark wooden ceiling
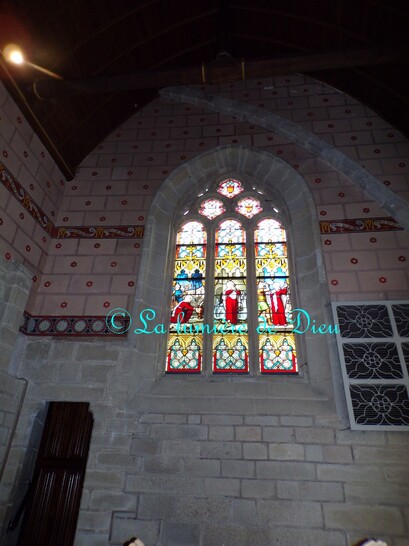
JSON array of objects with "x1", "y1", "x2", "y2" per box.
[{"x1": 1, "y1": 0, "x2": 408, "y2": 179}]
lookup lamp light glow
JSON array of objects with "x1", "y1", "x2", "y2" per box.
[{"x1": 4, "y1": 44, "x2": 24, "y2": 65}]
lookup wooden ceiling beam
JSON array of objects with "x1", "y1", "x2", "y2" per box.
[{"x1": 33, "y1": 46, "x2": 409, "y2": 99}]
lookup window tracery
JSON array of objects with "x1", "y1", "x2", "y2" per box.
[{"x1": 166, "y1": 178, "x2": 298, "y2": 374}]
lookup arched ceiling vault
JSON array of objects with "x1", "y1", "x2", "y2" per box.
[{"x1": 0, "y1": 0, "x2": 408, "y2": 179}]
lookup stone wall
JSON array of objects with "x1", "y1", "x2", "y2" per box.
[
  {"x1": 0, "y1": 257, "x2": 32, "y2": 538},
  {"x1": 5, "y1": 336, "x2": 409, "y2": 546}
]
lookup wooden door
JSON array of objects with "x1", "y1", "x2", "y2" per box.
[{"x1": 17, "y1": 402, "x2": 93, "y2": 546}]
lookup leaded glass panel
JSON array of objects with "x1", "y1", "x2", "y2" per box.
[
  {"x1": 166, "y1": 335, "x2": 202, "y2": 372},
  {"x1": 167, "y1": 221, "x2": 206, "y2": 373},
  {"x1": 214, "y1": 219, "x2": 248, "y2": 372},
  {"x1": 259, "y1": 334, "x2": 297, "y2": 373},
  {"x1": 235, "y1": 197, "x2": 262, "y2": 218},
  {"x1": 199, "y1": 199, "x2": 225, "y2": 219},
  {"x1": 217, "y1": 178, "x2": 244, "y2": 199},
  {"x1": 213, "y1": 334, "x2": 249, "y2": 373}
]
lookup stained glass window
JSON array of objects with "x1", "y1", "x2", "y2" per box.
[
  {"x1": 166, "y1": 221, "x2": 206, "y2": 372},
  {"x1": 214, "y1": 220, "x2": 248, "y2": 372},
  {"x1": 167, "y1": 182, "x2": 297, "y2": 375},
  {"x1": 217, "y1": 178, "x2": 244, "y2": 199},
  {"x1": 255, "y1": 218, "x2": 297, "y2": 373},
  {"x1": 199, "y1": 199, "x2": 225, "y2": 219},
  {"x1": 235, "y1": 197, "x2": 262, "y2": 219}
]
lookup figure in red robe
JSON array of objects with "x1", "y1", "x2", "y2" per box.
[
  {"x1": 171, "y1": 295, "x2": 194, "y2": 323},
  {"x1": 270, "y1": 282, "x2": 288, "y2": 325},
  {"x1": 223, "y1": 280, "x2": 241, "y2": 324}
]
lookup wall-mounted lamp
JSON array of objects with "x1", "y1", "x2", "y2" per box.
[{"x1": 1, "y1": 43, "x2": 62, "y2": 80}]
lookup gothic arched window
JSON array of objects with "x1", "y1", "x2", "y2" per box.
[{"x1": 166, "y1": 178, "x2": 298, "y2": 375}]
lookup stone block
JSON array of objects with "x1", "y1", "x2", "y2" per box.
[
  {"x1": 130, "y1": 438, "x2": 159, "y2": 456},
  {"x1": 243, "y1": 442, "x2": 268, "y2": 459},
  {"x1": 244, "y1": 415, "x2": 279, "y2": 426},
  {"x1": 139, "y1": 414, "x2": 163, "y2": 423},
  {"x1": 200, "y1": 441, "x2": 241, "y2": 459},
  {"x1": 164, "y1": 414, "x2": 187, "y2": 424},
  {"x1": 277, "y1": 480, "x2": 344, "y2": 502},
  {"x1": 323, "y1": 503, "x2": 405, "y2": 534},
  {"x1": 89, "y1": 490, "x2": 137, "y2": 511},
  {"x1": 383, "y1": 466, "x2": 409, "y2": 483},
  {"x1": 258, "y1": 499, "x2": 324, "y2": 527},
  {"x1": 162, "y1": 439, "x2": 201, "y2": 458},
  {"x1": 182, "y1": 458, "x2": 221, "y2": 477},
  {"x1": 221, "y1": 459, "x2": 254, "y2": 478},
  {"x1": 84, "y1": 470, "x2": 124, "y2": 489},
  {"x1": 241, "y1": 478, "x2": 276, "y2": 498},
  {"x1": 77, "y1": 510, "x2": 111, "y2": 532},
  {"x1": 204, "y1": 477, "x2": 240, "y2": 496},
  {"x1": 268, "y1": 527, "x2": 347, "y2": 546},
  {"x1": 268, "y1": 443, "x2": 304, "y2": 460},
  {"x1": 353, "y1": 446, "x2": 409, "y2": 463},
  {"x1": 262, "y1": 426, "x2": 295, "y2": 442},
  {"x1": 137, "y1": 494, "x2": 176, "y2": 520},
  {"x1": 208, "y1": 425, "x2": 234, "y2": 441},
  {"x1": 317, "y1": 463, "x2": 383, "y2": 483},
  {"x1": 110, "y1": 514, "x2": 159, "y2": 545},
  {"x1": 280, "y1": 416, "x2": 314, "y2": 427},
  {"x1": 235, "y1": 426, "x2": 261, "y2": 441},
  {"x1": 160, "y1": 522, "x2": 201, "y2": 545},
  {"x1": 76, "y1": 344, "x2": 120, "y2": 361},
  {"x1": 150, "y1": 423, "x2": 208, "y2": 440},
  {"x1": 323, "y1": 445, "x2": 353, "y2": 463},
  {"x1": 305, "y1": 444, "x2": 324, "y2": 462},
  {"x1": 335, "y1": 429, "x2": 386, "y2": 446},
  {"x1": 22, "y1": 340, "x2": 51, "y2": 361},
  {"x1": 126, "y1": 475, "x2": 204, "y2": 496},
  {"x1": 143, "y1": 455, "x2": 182, "y2": 474},
  {"x1": 51, "y1": 342, "x2": 76, "y2": 361},
  {"x1": 201, "y1": 414, "x2": 244, "y2": 425},
  {"x1": 188, "y1": 414, "x2": 201, "y2": 424},
  {"x1": 202, "y1": 524, "x2": 271, "y2": 546},
  {"x1": 75, "y1": 532, "x2": 110, "y2": 546},
  {"x1": 97, "y1": 453, "x2": 139, "y2": 468},
  {"x1": 81, "y1": 364, "x2": 114, "y2": 385},
  {"x1": 295, "y1": 427, "x2": 335, "y2": 444},
  {"x1": 345, "y1": 483, "x2": 409, "y2": 505},
  {"x1": 231, "y1": 498, "x2": 256, "y2": 524},
  {"x1": 257, "y1": 461, "x2": 316, "y2": 480},
  {"x1": 174, "y1": 496, "x2": 231, "y2": 522}
]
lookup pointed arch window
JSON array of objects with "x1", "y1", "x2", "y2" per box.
[{"x1": 166, "y1": 179, "x2": 298, "y2": 375}]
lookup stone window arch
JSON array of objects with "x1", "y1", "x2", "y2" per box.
[{"x1": 131, "y1": 145, "x2": 344, "y2": 413}]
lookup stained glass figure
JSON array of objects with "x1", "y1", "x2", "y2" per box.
[
  {"x1": 213, "y1": 335, "x2": 249, "y2": 373},
  {"x1": 259, "y1": 334, "x2": 297, "y2": 373},
  {"x1": 235, "y1": 197, "x2": 262, "y2": 219},
  {"x1": 168, "y1": 221, "x2": 206, "y2": 372},
  {"x1": 217, "y1": 178, "x2": 244, "y2": 199},
  {"x1": 255, "y1": 218, "x2": 292, "y2": 328},
  {"x1": 199, "y1": 199, "x2": 226, "y2": 219},
  {"x1": 167, "y1": 335, "x2": 201, "y2": 372},
  {"x1": 214, "y1": 219, "x2": 248, "y2": 372}
]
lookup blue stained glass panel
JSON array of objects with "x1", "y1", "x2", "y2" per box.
[
  {"x1": 167, "y1": 334, "x2": 202, "y2": 372},
  {"x1": 213, "y1": 334, "x2": 249, "y2": 373},
  {"x1": 259, "y1": 334, "x2": 297, "y2": 373}
]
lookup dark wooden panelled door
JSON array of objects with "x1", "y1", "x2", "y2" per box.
[{"x1": 18, "y1": 402, "x2": 93, "y2": 546}]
